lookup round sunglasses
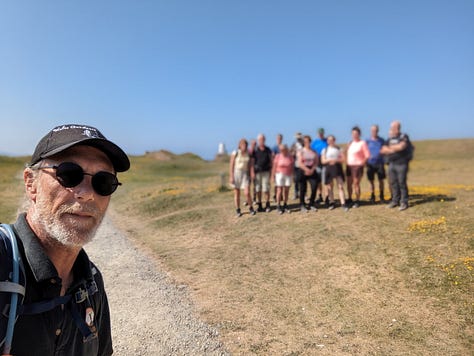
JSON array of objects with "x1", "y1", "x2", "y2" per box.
[{"x1": 37, "y1": 162, "x2": 121, "y2": 196}]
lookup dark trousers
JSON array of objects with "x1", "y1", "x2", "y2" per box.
[
  {"x1": 389, "y1": 162, "x2": 409, "y2": 205},
  {"x1": 299, "y1": 172, "x2": 318, "y2": 206},
  {"x1": 294, "y1": 167, "x2": 302, "y2": 198}
]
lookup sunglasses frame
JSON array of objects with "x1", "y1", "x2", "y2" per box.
[{"x1": 35, "y1": 161, "x2": 122, "y2": 196}]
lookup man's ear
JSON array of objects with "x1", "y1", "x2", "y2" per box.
[{"x1": 24, "y1": 168, "x2": 38, "y2": 202}]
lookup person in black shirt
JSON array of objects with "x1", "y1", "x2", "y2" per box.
[
  {"x1": 1, "y1": 124, "x2": 129, "y2": 355},
  {"x1": 380, "y1": 120, "x2": 411, "y2": 211},
  {"x1": 252, "y1": 134, "x2": 273, "y2": 212}
]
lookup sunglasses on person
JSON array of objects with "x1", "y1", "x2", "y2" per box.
[{"x1": 37, "y1": 162, "x2": 121, "y2": 196}]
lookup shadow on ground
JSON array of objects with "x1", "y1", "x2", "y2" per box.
[{"x1": 408, "y1": 194, "x2": 456, "y2": 207}]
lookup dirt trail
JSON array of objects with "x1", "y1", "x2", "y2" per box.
[{"x1": 85, "y1": 216, "x2": 229, "y2": 355}]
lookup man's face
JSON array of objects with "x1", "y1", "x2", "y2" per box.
[
  {"x1": 371, "y1": 126, "x2": 378, "y2": 138},
  {"x1": 27, "y1": 146, "x2": 113, "y2": 248},
  {"x1": 258, "y1": 136, "x2": 265, "y2": 147},
  {"x1": 390, "y1": 122, "x2": 400, "y2": 137}
]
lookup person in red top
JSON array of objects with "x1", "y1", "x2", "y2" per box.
[
  {"x1": 271, "y1": 144, "x2": 294, "y2": 214},
  {"x1": 346, "y1": 126, "x2": 370, "y2": 208}
]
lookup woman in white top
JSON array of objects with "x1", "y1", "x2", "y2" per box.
[
  {"x1": 321, "y1": 135, "x2": 349, "y2": 211},
  {"x1": 229, "y1": 139, "x2": 256, "y2": 217}
]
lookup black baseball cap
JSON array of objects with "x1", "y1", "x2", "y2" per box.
[{"x1": 30, "y1": 124, "x2": 130, "y2": 172}]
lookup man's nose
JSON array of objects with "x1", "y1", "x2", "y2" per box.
[{"x1": 73, "y1": 176, "x2": 95, "y2": 201}]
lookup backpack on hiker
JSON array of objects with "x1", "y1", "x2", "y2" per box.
[
  {"x1": 401, "y1": 133, "x2": 415, "y2": 161},
  {"x1": 0, "y1": 224, "x2": 25, "y2": 356},
  {"x1": 0, "y1": 224, "x2": 99, "y2": 355}
]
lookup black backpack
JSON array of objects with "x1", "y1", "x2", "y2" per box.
[
  {"x1": 0, "y1": 224, "x2": 26, "y2": 355},
  {"x1": 402, "y1": 133, "x2": 415, "y2": 161},
  {"x1": 0, "y1": 224, "x2": 99, "y2": 355}
]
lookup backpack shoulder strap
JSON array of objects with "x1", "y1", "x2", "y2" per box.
[
  {"x1": 0, "y1": 226, "x2": 25, "y2": 297},
  {"x1": 0, "y1": 224, "x2": 25, "y2": 354}
]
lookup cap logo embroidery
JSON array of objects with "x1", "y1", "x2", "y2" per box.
[{"x1": 83, "y1": 129, "x2": 99, "y2": 138}]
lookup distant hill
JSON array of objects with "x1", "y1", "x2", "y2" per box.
[{"x1": 144, "y1": 150, "x2": 204, "y2": 162}]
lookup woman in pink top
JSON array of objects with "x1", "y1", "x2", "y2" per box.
[
  {"x1": 346, "y1": 126, "x2": 370, "y2": 208},
  {"x1": 297, "y1": 135, "x2": 319, "y2": 212},
  {"x1": 271, "y1": 144, "x2": 294, "y2": 214}
]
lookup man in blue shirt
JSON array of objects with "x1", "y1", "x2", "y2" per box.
[
  {"x1": 310, "y1": 128, "x2": 328, "y2": 204},
  {"x1": 272, "y1": 133, "x2": 283, "y2": 156},
  {"x1": 366, "y1": 124, "x2": 386, "y2": 203},
  {"x1": 310, "y1": 128, "x2": 328, "y2": 156}
]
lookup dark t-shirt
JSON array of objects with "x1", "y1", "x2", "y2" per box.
[
  {"x1": 385, "y1": 133, "x2": 411, "y2": 164},
  {"x1": 252, "y1": 146, "x2": 273, "y2": 173},
  {"x1": 1, "y1": 214, "x2": 113, "y2": 356}
]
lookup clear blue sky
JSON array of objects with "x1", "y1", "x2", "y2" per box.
[{"x1": 1, "y1": 0, "x2": 473, "y2": 159}]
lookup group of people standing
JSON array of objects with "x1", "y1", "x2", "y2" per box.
[{"x1": 229, "y1": 120, "x2": 412, "y2": 217}]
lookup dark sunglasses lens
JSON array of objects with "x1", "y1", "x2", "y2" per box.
[
  {"x1": 55, "y1": 162, "x2": 84, "y2": 188},
  {"x1": 91, "y1": 172, "x2": 119, "y2": 196}
]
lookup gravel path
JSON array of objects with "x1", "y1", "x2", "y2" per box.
[{"x1": 86, "y1": 216, "x2": 229, "y2": 355}]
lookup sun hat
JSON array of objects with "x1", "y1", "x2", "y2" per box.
[{"x1": 30, "y1": 124, "x2": 130, "y2": 172}]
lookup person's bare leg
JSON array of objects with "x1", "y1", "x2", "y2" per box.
[
  {"x1": 234, "y1": 189, "x2": 240, "y2": 209},
  {"x1": 276, "y1": 187, "x2": 282, "y2": 207},
  {"x1": 337, "y1": 177, "x2": 346, "y2": 206},
  {"x1": 283, "y1": 187, "x2": 289, "y2": 205}
]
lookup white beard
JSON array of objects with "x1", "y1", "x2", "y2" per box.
[{"x1": 30, "y1": 193, "x2": 104, "y2": 248}]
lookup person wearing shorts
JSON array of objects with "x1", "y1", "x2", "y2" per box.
[
  {"x1": 229, "y1": 139, "x2": 256, "y2": 217},
  {"x1": 271, "y1": 133, "x2": 283, "y2": 202},
  {"x1": 366, "y1": 124, "x2": 386, "y2": 203},
  {"x1": 271, "y1": 144, "x2": 294, "y2": 214},
  {"x1": 346, "y1": 126, "x2": 370, "y2": 208},
  {"x1": 298, "y1": 135, "x2": 319, "y2": 212},
  {"x1": 290, "y1": 132, "x2": 304, "y2": 200},
  {"x1": 321, "y1": 135, "x2": 349, "y2": 211},
  {"x1": 252, "y1": 134, "x2": 273, "y2": 212}
]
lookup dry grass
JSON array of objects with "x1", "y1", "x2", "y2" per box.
[
  {"x1": 109, "y1": 139, "x2": 474, "y2": 355},
  {"x1": 1, "y1": 140, "x2": 473, "y2": 355}
]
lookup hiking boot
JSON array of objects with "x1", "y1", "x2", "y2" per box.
[
  {"x1": 316, "y1": 195, "x2": 323, "y2": 204},
  {"x1": 399, "y1": 203, "x2": 408, "y2": 211},
  {"x1": 249, "y1": 207, "x2": 256, "y2": 216},
  {"x1": 343, "y1": 204, "x2": 350, "y2": 212},
  {"x1": 387, "y1": 201, "x2": 398, "y2": 209},
  {"x1": 346, "y1": 198, "x2": 353, "y2": 207},
  {"x1": 265, "y1": 202, "x2": 271, "y2": 213},
  {"x1": 328, "y1": 202, "x2": 336, "y2": 210},
  {"x1": 257, "y1": 203, "x2": 264, "y2": 212},
  {"x1": 277, "y1": 205, "x2": 284, "y2": 214},
  {"x1": 370, "y1": 193, "x2": 376, "y2": 203},
  {"x1": 236, "y1": 208, "x2": 242, "y2": 217},
  {"x1": 300, "y1": 204, "x2": 309, "y2": 213},
  {"x1": 310, "y1": 205, "x2": 318, "y2": 212},
  {"x1": 284, "y1": 204, "x2": 291, "y2": 214},
  {"x1": 353, "y1": 200, "x2": 360, "y2": 208}
]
